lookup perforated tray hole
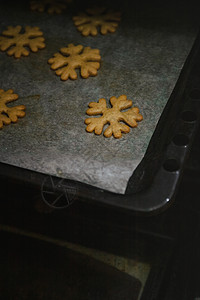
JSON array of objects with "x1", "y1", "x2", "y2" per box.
[
  {"x1": 172, "y1": 134, "x2": 189, "y2": 146},
  {"x1": 181, "y1": 111, "x2": 197, "y2": 122},
  {"x1": 163, "y1": 159, "x2": 180, "y2": 172}
]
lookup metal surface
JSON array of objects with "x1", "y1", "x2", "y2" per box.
[{"x1": 0, "y1": 1, "x2": 198, "y2": 194}]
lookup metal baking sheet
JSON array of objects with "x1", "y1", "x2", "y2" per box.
[{"x1": 0, "y1": 1, "x2": 198, "y2": 194}]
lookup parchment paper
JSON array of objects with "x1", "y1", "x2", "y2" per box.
[{"x1": 0, "y1": 1, "x2": 198, "y2": 193}]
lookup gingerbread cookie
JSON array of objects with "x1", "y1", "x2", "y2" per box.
[
  {"x1": 0, "y1": 89, "x2": 26, "y2": 129},
  {"x1": 85, "y1": 95, "x2": 143, "y2": 138},
  {"x1": 73, "y1": 7, "x2": 121, "y2": 36},
  {"x1": 48, "y1": 43, "x2": 101, "y2": 80},
  {"x1": 30, "y1": 0, "x2": 71, "y2": 14},
  {"x1": 0, "y1": 25, "x2": 45, "y2": 58}
]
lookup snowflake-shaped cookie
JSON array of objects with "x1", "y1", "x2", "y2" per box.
[
  {"x1": 73, "y1": 7, "x2": 121, "y2": 36},
  {"x1": 0, "y1": 89, "x2": 26, "y2": 129},
  {"x1": 48, "y1": 43, "x2": 101, "y2": 80},
  {"x1": 30, "y1": 0, "x2": 70, "y2": 14},
  {"x1": 85, "y1": 95, "x2": 143, "y2": 138},
  {"x1": 0, "y1": 25, "x2": 45, "y2": 58}
]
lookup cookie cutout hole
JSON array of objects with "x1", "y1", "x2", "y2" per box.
[
  {"x1": 181, "y1": 111, "x2": 197, "y2": 122},
  {"x1": 189, "y1": 89, "x2": 200, "y2": 100},
  {"x1": 172, "y1": 134, "x2": 189, "y2": 146},
  {"x1": 163, "y1": 159, "x2": 180, "y2": 172}
]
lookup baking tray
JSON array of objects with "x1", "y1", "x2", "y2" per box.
[{"x1": 0, "y1": 0, "x2": 200, "y2": 214}]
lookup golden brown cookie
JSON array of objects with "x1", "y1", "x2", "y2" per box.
[
  {"x1": 0, "y1": 89, "x2": 26, "y2": 129},
  {"x1": 30, "y1": 0, "x2": 71, "y2": 14},
  {"x1": 85, "y1": 95, "x2": 143, "y2": 138},
  {"x1": 0, "y1": 25, "x2": 45, "y2": 58},
  {"x1": 48, "y1": 43, "x2": 101, "y2": 80},
  {"x1": 73, "y1": 7, "x2": 121, "y2": 36}
]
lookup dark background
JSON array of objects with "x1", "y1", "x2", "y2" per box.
[{"x1": 1, "y1": 0, "x2": 200, "y2": 299}]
